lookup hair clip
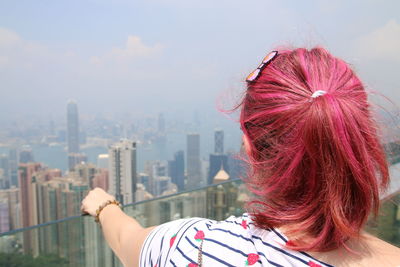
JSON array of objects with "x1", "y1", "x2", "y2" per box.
[
  {"x1": 246, "y1": 51, "x2": 278, "y2": 82},
  {"x1": 311, "y1": 90, "x2": 327, "y2": 98}
]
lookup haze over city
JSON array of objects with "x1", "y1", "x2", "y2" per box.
[{"x1": 0, "y1": 0, "x2": 399, "y2": 121}]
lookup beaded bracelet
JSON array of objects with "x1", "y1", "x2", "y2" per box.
[{"x1": 94, "y1": 199, "x2": 122, "y2": 223}]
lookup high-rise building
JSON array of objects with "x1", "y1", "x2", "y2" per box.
[
  {"x1": 8, "y1": 148, "x2": 18, "y2": 187},
  {"x1": 0, "y1": 187, "x2": 20, "y2": 230},
  {"x1": 156, "y1": 113, "x2": 167, "y2": 159},
  {"x1": 0, "y1": 154, "x2": 10, "y2": 189},
  {"x1": 138, "y1": 173, "x2": 151, "y2": 192},
  {"x1": 153, "y1": 176, "x2": 175, "y2": 196},
  {"x1": 206, "y1": 181, "x2": 238, "y2": 221},
  {"x1": 68, "y1": 153, "x2": 87, "y2": 171},
  {"x1": 18, "y1": 162, "x2": 42, "y2": 228},
  {"x1": 19, "y1": 146, "x2": 34, "y2": 164},
  {"x1": 168, "y1": 150, "x2": 185, "y2": 191},
  {"x1": 135, "y1": 183, "x2": 153, "y2": 202},
  {"x1": 34, "y1": 176, "x2": 88, "y2": 262},
  {"x1": 92, "y1": 169, "x2": 109, "y2": 191},
  {"x1": 73, "y1": 162, "x2": 96, "y2": 188},
  {"x1": 227, "y1": 151, "x2": 245, "y2": 180},
  {"x1": 208, "y1": 154, "x2": 229, "y2": 184},
  {"x1": 212, "y1": 164, "x2": 230, "y2": 184},
  {"x1": 0, "y1": 199, "x2": 9, "y2": 233},
  {"x1": 208, "y1": 129, "x2": 231, "y2": 184},
  {"x1": 150, "y1": 161, "x2": 168, "y2": 177},
  {"x1": 31, "y1": 168, "x2": 62, "y2": 183},
  {"x1": 186, "y1": 133, "x2": 202, "y2": 190},
  {"x1": 16, "y1": 166, "x2": 73, "y2": 228},
  {"x1": 143, "y1": 162, "x2": 156, "y2": 194},
  {"x1": 0, "y1": 169, "x2": 5, "y2": 190},
  {"x1": 97, "y1": 154, "x2": 109, "y2": 169},
  {"x1": 214, "y1": 129, "x2": 224, "y2": 154},
  {"x1": 18, "y1": 162, "x2": 42, "y2": 255},
  {"x1": 67, "y1": 100, "x2": 80, "y2": 154},
  {"x1": 146, "y1": 161, "x2": 177, "y2": 196},
  {"x1": 108, "y1": 139, "x2": 137, "y2": 205},
  {"x1": 146, "y1": 161, "x2": 169, "y2": 196}
]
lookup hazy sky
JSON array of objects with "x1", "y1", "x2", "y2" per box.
[{"x1": 1, "y1": 0, "x2": 399, "y2": 120}]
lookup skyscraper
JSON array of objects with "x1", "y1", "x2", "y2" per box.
[
  {"x1": 208, "y1": 129, "x2": 229, "y2": 184},
  {"x1": 227, "y1": 151, "x2": 245, "y2": 180},
  {"x1": 156, "y1": 113, "x2": 167, "y2": 159},
  {"x1": 19, "y1": 162, "x2": 42, "y2": 228},
  {"x1": 92, "y1": 169, "x2": 109, "y2": 191},
  {"x1": 0, "y1": 199, "x2": 10, "y2": 233},
  {"x1": 18, "y1": 162, "x2": 42, "y2": 255},
  {"x1": 186, "y1": 133, "x2": 202, "y2": 190},
  {"x1": 19, "y1": 146, "x2": 34, "y2": 164},
  {"x1": 67, "y1": 100, "x2": 80, "y2": 154},
  {"x1": 108, "y1": 139, "x2": 137, "y2": 205},
  {"x1": 0, "y1": 187, "x2": 20, "y2": 230},
  {"x1": 73, "y1": 162, "x2": 97, "y2": 188},
  {"x1": 168, "y1": 150, "x2": 185, "y2": 191},
  {"x1": 34, "y1": 176, "x2": 88, "y2": 261},
  {"x1": 0, "y1": 154, "x2": 10, "y2": 189},
  {"x1": 97, "y1": 154, "x2": 109, "y2": 169},
  {"x1": 208, "y1": 154, "x2": 229, "y2": 184},
  {"x1": 214, "y1": 129, "x2": 224, "y2": 154},
  {"x1": 8, "y1": 148, "x2": 18, "y2": 187},
  {"x1": 68, "y1": 153, "x2": 87, "y2": 171}
]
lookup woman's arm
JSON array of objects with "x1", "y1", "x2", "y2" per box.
[{"x1": 81, "y1": 188, "x2": 156, "y2": 267}]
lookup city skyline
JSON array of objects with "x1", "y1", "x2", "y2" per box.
[
  {"x1": 0, "y1": 98, "x2": 244, "y2": 173},
  {"x1": 0, "y1": 97, "x2": 247, "y2": 235}
]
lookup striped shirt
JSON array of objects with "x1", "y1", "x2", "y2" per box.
[{"x1": 139, "y1": 213, "x2": 334, "y2": 267}]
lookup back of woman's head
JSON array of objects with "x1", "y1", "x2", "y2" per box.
[{"x1": 240, "y1": 47, "x2": 389, "y2": 251}]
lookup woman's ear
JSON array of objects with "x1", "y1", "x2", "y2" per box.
[{"x1": 242, "y1": 134, "x2": 252, "y2": 155}]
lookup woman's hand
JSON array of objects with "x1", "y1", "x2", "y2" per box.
[{"x1": 81, "y1": 187, "x2": 116, "y2": 217}]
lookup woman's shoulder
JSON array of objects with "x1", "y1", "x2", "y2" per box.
[
  {"x1": 307, "y1": 233, "x2": 400, "y2": 267},
  {"x1": 350, "y1": 233, "x2": 400, "y2": 267}
]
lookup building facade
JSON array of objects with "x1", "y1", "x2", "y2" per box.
[
  {"x1": 186, "y1": 133, "x2": 202, "y2": 190},
  {"x1": 67, "y1": 100, "x2": 80, "y2": 154},
  {"x1": 168, "y1": 150, "x2": 185, "y2": 191},
  {"x1": 214, "y1": 129, "x2": 224, "y2": 154},
  {"x1": 108, "y1": 139, "x2": 137, "y2": 205}
]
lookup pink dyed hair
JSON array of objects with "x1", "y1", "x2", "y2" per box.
[{"x1": 239, "y1": 47, "x2": 389, "y2": 251}]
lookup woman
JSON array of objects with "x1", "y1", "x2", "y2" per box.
[{"x1": 81, "y1": 47, "x2": 400, "y2": 267}]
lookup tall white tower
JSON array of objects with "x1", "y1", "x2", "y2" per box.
[
  {"x1": 108, "y1": 139, "x2": 137, "y2": 204},
  {"x1": 67, "y1": 100, "x2": 80, "y2": 153}
]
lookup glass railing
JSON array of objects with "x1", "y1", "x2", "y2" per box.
[
  {"x1": 0, "y1": 163, "x2": 399, "y2": 266},
  {"x1": 365, "y1": 161, "x2": 400, "y2": 247},
  {"x1": 0, "y1": 179, "x2": 245, "y2": 267}
]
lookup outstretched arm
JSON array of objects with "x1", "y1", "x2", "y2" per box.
[{"x1": 81, "y1": 188, "x2": 156, "y2": 267}]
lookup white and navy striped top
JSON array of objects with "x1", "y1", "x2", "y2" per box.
[{"x1": 139, "y1": 213, "x2": 334, "y2": 267}]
